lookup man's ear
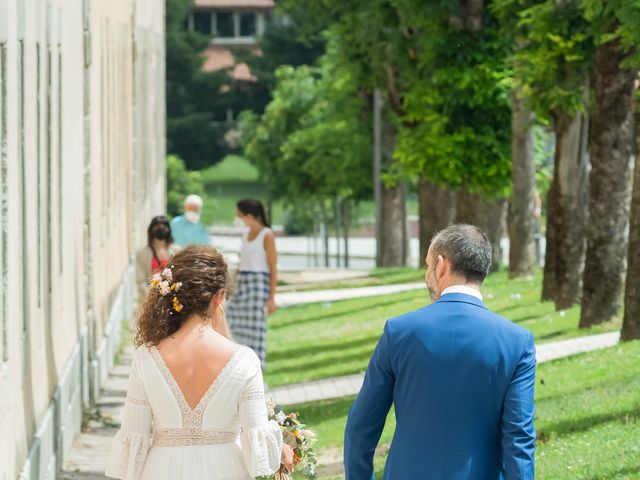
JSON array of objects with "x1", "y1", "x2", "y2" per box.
[{"x1": 435, "y1": 254, "x2": 446, "y2": 278}]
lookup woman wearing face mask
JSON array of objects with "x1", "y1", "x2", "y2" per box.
[
  {"x1": 227, "y1": 199, "x2": 277, "y2": 370},
  {"x1": 136, "y1": 216, "x2": 181, "y2": 308}
]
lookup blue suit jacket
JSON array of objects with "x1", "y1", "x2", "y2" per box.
[
  {"x1": 344, "y1": 293, "x2": 536, "y2": 480},
  {"x1": 170, "y1": 215, "x2": 210, "y2": 247}
]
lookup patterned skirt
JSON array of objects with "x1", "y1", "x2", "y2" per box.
[{"x1": 227, "y1": 271, "x2": 269, "y2": 368}]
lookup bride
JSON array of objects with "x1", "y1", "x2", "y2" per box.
[{"x1": 105, "y1": 245, "x2": 292, "y2": 479}]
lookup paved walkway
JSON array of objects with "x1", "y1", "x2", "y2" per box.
[
  {"x1": 61, "y1": 330, "x2": 620, "y2": 478},
  {"x1": 277, "y1": 269, "x2": 370, "y2": 291},
  {"x1": 267, "y1": 331, "x2": 621, "y2": 405},
  {"x1": 275, "y1": 282, "x2": 425, "y2": 307},
  {"x1": 61, "y1": 349, "x2": 132, "y2": 479}
]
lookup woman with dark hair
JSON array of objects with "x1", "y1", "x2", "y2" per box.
[
  {"x1": 227, "y1": 199, "x2": 278, "y2": 369},
  {"x1": 106, "y1": 246, "x2": 291, "y2": 479},
  {"x1": 135, "y1": 216, "x2": 180, "y2": 305}
]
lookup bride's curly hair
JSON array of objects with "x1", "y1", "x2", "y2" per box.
[{"x1": 135, "y1": 245, "x2": 228, "y2": 347}]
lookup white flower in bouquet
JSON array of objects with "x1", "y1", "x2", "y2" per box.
[
  {"x1": 275, "y1": 410, "x2": 287, "y2": 424},
  {"x1": 258, "y1": 402, "x2": 318, "y2": 480},
  {"x1": 301, "y1": 429, "x2": 316, "y2": 439}
]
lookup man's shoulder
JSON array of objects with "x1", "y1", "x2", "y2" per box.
[
  {"x1": 481, "y1": 310, "x2": 534, "y2": 346},
  {"x1": 388, "y1": 304, "x2": 430, "y2": 323},
  {"x1": 171, "y1": 215, "x2": 186, "y2": 225},
  {"x1": 387, "y1": 298, "x2": 479, "y2": 325},
  {"x1": 386, "y1": 299, "x2": 531, "y2": 339},
  {"x1": 385, "y1": 303, "x2": 434, "y2": 334}
]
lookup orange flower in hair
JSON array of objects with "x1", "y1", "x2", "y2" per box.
[{"x1": 172, "y1": 296, "x2": 184, "y2": 313}]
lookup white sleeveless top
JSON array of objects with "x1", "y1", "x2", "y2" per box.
[{"x1": 238, "y1": 227, "x2": 271, "y2": 273}]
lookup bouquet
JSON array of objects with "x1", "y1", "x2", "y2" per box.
[{"x1": 259, "y1": 401, "x2": 318, "y2": 480}]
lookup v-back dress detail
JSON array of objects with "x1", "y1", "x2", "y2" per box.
[{"x1": 105, "y1": 345, "x2": 282, "y2": 480}]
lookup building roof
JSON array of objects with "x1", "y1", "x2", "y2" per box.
[
  {"x1": 203, "y1": 45, "x2": 261, "y2": 81},
  {"x1": 194, "y1": 0, "x2": 274, "y2": 8}
]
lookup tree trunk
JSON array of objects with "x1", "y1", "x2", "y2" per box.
[
  {"x1": 379, "y1": 183, "x2": 408, "y2": 266},
  {"x1": 313, "y1": 220, "x2": 320, "y2": 267},
  {"x1": 455, "y1": 189, "x2": 506, "y2": 272},
  {"x1": 342, "y1": 200, "x2": 351, "y2": 268},
  {"x1": 508, "y1": 87, "x2": 537, "y2": 278},
  {"x1": 541, "y1": 111, "x2": 589, "y2": 308},
  {"x1": 266, "y1": 198, "x2": 273, "y2": 227},
  {"x1": 451, "y1": 0, "x2": 484, "y2": 32},
  {"x1": 621, "y1": 97, "x2": 640, "y2": 340},
  {"x1": 462, "y1": 0, "x2": 484, "y2": 31},
  {"x1": 320, "y1": 200, "x2": 330, "y2": 267},
  {"x1": 377, "y1": 112, "x2": 407, "y2": 267},
  {"x1": 334, "y1": 197, "x2": 342, "y2": 267},
  {"x1": 580, "y1": 33, "x2": 636, "y2": 328},
  {"x1": 418, "y1": 178, "x2": 456, "y2": 266}
]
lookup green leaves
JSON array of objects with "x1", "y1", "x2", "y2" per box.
[
  {"x1": 494, "y1": 0, "x2": 595, "y2": 120},
  {"x1": 393, "y1": 6, "x2": 512, "y2": 195},
  {"x1": 281, "y1": 0, "x2": 514, "y2": 196},
  {"x1": 166, "y1": 0, "x2": 232, "y2": 169},
  {"x1": 166, "y1": 155, "x2": 206, "y2": 219},
  {"x1": 238, "y1": 50, "x2": 372, "y2": 207},
  {"x1": 495, "y1": 0, "x2": 640, "y2": 119},
  {"x1": 268, "y1": 0, "x2": 638, "y2": 203}
]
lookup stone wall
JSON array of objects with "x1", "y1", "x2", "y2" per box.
[{"x1": 0, "y1": 0, "x2": 165, "y2": 478}]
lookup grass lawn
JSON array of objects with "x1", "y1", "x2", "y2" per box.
[
  {"x1": 200, "y1": 180, "x2": 286, "y2": 227},
  {"x1": 199, "y1": 156, "x2": 286, "y2": 226},
  {"x1": 265, "y1": 270, "x2": 620, "y2": 388},
  {"x1": 279, "y1": 267, "x2": 426, "y2": 291},
  {"x1": 197, "y1": 155, "x2": 418, "y2": 227},
  {"x1": 200, "y1": 155, "x2": 260, "y2": 183},
  {"x1": 287, "y1": 340, "x2": 640, "y2": 479}
]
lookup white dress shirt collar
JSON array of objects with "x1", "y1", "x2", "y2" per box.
[{"x1": 441, "y1": 285, "x2": 483, "y2": 301}]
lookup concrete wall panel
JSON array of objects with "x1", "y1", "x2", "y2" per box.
[{"x1": 0, "y1": 1, "x2": 165, "y2": 478}]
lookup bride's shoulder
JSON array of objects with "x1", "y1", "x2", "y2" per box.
[
  {"x1": 235, "y1": 345, "x2": 261, "y2": 371},
  {"x1": 130, "y1": 344, "x2": 156, "y2": 363}
]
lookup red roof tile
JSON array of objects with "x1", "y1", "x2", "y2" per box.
[{"x1": 202, "y1": 45, "x2": 260, "y2": 81}]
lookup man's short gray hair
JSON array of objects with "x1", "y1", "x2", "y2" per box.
[
  {"x1": 430, "y1": 224, "x2": 492, "y2": 283},
  {"x1": 184, "y1": 194, "x2": 203, "y2": 209}
]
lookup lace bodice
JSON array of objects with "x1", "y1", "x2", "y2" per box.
[
  {"x1": 147, "y1": 346, "x2": 245, "y2": 430},
  {"x1": 105, "y1": 346, "x2": 282, "y2": 480}
]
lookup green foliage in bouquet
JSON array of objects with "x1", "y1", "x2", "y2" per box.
[{"x1": 258, "y1": 402, "x2": 318, "y2": 480}]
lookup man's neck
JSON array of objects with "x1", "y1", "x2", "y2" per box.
[
  {"x1": 441, "y1": 277, "x2": 480, "y2": 292},
  {"x1": 440, "y1": 283, "x2": 483, "y2": 301}
]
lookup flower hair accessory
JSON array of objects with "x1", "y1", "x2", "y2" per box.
[{"x1": 150, "y1": 267, "x2": 183, "y2": 313}]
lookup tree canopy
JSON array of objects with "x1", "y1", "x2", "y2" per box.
[
  {"x1": 239, "y1": 42, "x2": 372, "y2": 207},
  {"x1": 281, "y1": 0, "x2": 513, "y2": 196}
]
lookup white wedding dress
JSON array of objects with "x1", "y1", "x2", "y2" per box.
[{"x1": 105, "y1": 345, "x2": 283, "y2": 480}]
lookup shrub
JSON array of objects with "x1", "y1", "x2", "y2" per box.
[{"x1": 166, "y1": 155, "x2": 206, "y2": 218}]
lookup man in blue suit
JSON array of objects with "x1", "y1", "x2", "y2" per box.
[{"x1": 344, "y1": 224, "x2": 536, "y2": 479}]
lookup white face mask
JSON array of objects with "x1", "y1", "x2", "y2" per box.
[
  {"x1": 185, "y1": 210, "x2": 200, "y2": 224},
  {"x1": 233, "y1": 216, "x2": 247, "y2": 229}
]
